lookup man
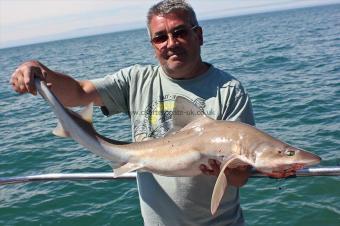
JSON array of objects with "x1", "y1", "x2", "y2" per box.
[{"x1": 10, "y1": 0, "x2": 254, "y2": 225}]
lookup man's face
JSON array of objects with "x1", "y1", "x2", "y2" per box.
[{"x1": 149, "y1": 12, "x2": 203, "y2": 78}]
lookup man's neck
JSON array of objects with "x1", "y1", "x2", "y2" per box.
[{"x1": 163, "y1": 61, "x2": 209, "y2": 80}]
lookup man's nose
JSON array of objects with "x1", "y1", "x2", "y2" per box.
[{"x1": 166, "y1": 34, "x2": 178, "y2": 48}]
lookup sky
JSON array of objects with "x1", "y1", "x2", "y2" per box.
[{"x1": 1, "y1": 0, "x2": 340, "y2": 49}]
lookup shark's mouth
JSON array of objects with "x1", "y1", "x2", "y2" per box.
[{"x1": 261, "y1": 163, "x2": 306, "y2": 178}]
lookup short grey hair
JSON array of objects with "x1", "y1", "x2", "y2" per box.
[{"x1": 147, "y1": 0, "x2": 199, "y2": 34}]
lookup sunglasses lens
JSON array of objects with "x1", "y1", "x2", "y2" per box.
[
  {"x1": 173, "y1": 28, "x2": 188, "y2": 39},
  {"x1": 152, "y1": 35, "x2": 168, "y2": 44},
  {"x1": 151, "y1": 26, "x2": 198, "y2": 45}
]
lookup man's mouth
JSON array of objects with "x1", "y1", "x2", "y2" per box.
[
  {"x1": 168, "y1": 54, "x2": 181, "y2": 60},
  {"x1": 165, "y1": 48, "x2": 186, "y2": 60}
]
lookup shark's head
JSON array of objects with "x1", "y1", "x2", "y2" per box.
[{"x1": 253, "y1": 141, "x2": 321, "y2": 178}]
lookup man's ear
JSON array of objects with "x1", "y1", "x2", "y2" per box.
[{"x1": 197, "y1": 26, "x2": 203, "y2": 46}]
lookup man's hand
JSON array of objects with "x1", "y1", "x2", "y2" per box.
[
  {"x1": 10, "y1": 60, "x2": 48, "y2": 95},
  {"x1": 200, "y1": 159, "x2": 251, "y2": 187}
]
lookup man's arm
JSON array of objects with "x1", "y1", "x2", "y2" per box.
[{"x1": 10, "y1": 60, "x2": 103, "y2": 107}]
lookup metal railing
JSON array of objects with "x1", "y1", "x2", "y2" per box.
[{"x1": 1, "y1": 167, "x2": 339, "y2": 185}]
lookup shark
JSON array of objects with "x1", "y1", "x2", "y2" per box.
[{"x1": 34, "y1": 79, "x2": 321, "y2": 215}]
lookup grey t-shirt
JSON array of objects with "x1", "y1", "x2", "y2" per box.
[{"x1": 92, "y1": 64, "x2": 255, "y2": 226}]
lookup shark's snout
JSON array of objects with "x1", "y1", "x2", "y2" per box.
[
  {"x1": 297, "y1": 149, "x2": 321, "y2": 166},
  {"x1": 306, "y1": 154, "x2": 321, "y2": 165}
]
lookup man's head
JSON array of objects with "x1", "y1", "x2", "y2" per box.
[
  {"x1": 147, "y1": 0, "x2": 206, "y2": 79},
  {"x1": 147, "y1": 0, "x2": 199, "y2": 31}
]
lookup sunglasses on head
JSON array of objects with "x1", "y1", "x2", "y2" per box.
[{"x1": 150, "y1": 25, "x2": 199, "y2": 45}]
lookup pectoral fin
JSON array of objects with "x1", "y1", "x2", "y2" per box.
[
  {"x1": 52, "y1": 103, "x2": 93, "y2": 138},
  {"x1": 113, "y1": 162, "x2": 143, "y2": 178},
  {"x1": 52, "y1": 121, "x2": 70, "y2": 137},
  {"x1": 211, "y1": 156, "x2": 244, "y2": 215},
  {"x1": 79, "y1": 102, "x2": 93, "y2": 123}
]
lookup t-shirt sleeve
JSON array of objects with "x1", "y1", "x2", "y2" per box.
[
  {"x1": 222, "y1": 81, "x2": 255, "y2": 126},
  {"x1": 91, "y1": 67, "x2": 131, "y2": 116}
]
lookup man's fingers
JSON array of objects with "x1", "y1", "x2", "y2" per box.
[
  {"x1": 25, "y1": 67, "x2": 41, "y2": 95},
  {"x1": 200, "y1": 160, "x2": 250, "y2": 178},
  {"x1": 200, "y1": 160, "x2": 222, "y2": 176},
  {"x1": 238, "y1": 165, "x2": 250, "y2": 171},
  {"x1": 199, "y1": 164, "x2": 206, "y2": 171},
  {"x1": 10, "y1": 61, "x2": 45, "y2": 95},
  {"x1": 15, "y1": 70, "x2": 28, "y2": 94},
  {"x1": 208, "y1": 159, "x2": 221, "y2": 171},
  {"x1": 10, "y1": 70, "x2": 17, "y2": 84},
  {"x1": 23, "y1": 72, "x2": 34, "y2": 95},
  {"x1": 225, "y1": 165, "x2": 252, "y2": 187},
  {"x1": 10, "y1": 67, "x2": 28, "y2": 94},
  {"x1": 200, "y1": 164, "x2": 215, "y2": 176}
]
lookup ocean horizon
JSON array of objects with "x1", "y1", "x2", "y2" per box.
[{"x1": 1, "y1": 2, "x2": 339, "y2": 50}]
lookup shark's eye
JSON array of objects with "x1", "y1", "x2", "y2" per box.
[{"x1": 285, "y1": 150, "x2": 295, "y2": 156}]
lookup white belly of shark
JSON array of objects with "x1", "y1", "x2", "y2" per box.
[{"x1": 34, "y1": 79, "x2": 321, "y2": 215}]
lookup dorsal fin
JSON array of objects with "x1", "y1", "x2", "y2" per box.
[{"x1": 171, "y1": 96, "x2": 207, "y2": 132}]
